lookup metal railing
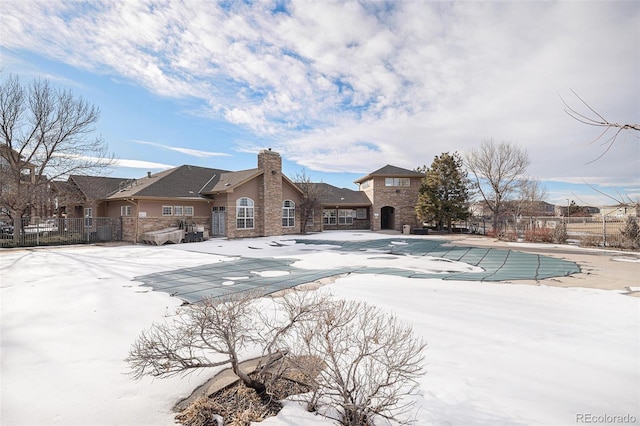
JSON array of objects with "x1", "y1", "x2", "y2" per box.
[{"x1": 0, "y1": 217, "x2": 123, "y2": 248}]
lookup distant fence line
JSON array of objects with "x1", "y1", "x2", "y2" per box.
[
  {"x1": 0, "y1": 217, "x2": 123, "y2": 248},
  {"x1": 466, "y1": 215, "x2": 633, "y2": 248}
]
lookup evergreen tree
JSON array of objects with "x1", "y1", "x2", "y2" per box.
[{"x1": 416, "y1": 152, "x2": 470, "y2": 232}]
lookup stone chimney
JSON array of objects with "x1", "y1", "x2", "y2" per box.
[{"x1": 258, "y1": 149, "x2": 283, "y2": 236}]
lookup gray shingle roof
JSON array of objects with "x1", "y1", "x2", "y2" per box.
[
  {"x1": 69, "y1": 175, "x2": 132, "y2": 200},
  {"x1": 107, "y1": 165, "x2": 228, "y2": 199},
  {"x1": 354, "y1": 164, "x2": 423, "y2": 183},
  {"x1": 205, "y1": 169, "x2": 262, "y2": 193},
  {"x1": 312, "y1": 183, "x2": 371, "y2": 206}
]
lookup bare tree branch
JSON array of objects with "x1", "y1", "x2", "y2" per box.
[{"x1": 560, "y1": 89, "x2": 640, "y2": 164}]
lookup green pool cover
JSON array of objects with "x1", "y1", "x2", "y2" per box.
[{"x1": 134, "y1": 238, "x2": 580, "y2": 303}]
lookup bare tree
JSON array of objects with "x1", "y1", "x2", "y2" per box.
[
  {"x1": 560, "y1": 89, "x2": 640, "y2": 164},
  {"x1": 0, "y1": 74, "x2": 113, "y2": 236},
  {"x1": 465, "y1": 139, "x2": 531, "y2": 236},
  {"x1": 295, "y1": 298, "x2": 427, "y2": 426},
  {"x1": 127, "y1": 291, "x2": 327, "y2": 402},
  {"x1": 291, "y1": 169, "x2": 326, "y2": 234}
]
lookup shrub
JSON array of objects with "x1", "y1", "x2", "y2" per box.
[
  {"x1": 552, "y1": 222, "x2": 568, "y2": 244},
  {"x1": 580, "y1": 234, "x2": 602, "y2": 247},
  {"x1": 295, "y1": 299, "x2": 427, "y2": 426},
  {"x1": 620, "y1": 216, "x2": 640, "y2": 249},
  {"x1": 524, "y1": 227, "x2": 554, "y2": 243}
]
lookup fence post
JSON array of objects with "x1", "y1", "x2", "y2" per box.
[{"x1": 602, "y1": 215, "x2": 606, "y2": 247}]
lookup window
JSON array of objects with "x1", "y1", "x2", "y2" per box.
[
  {"x1": 84, "y1": 207, "x2": 93, "y2": 227},
  {"x1": 306, "y1": 210, "x2": 314, "y2": 226},
  {"x1": 356, "y1": 208, "x2": 367, "y2": 219},
  {"x1": 338, "y1": 209, "x2": 354, "y2": 225},
  {"x1": 162, "y1": 206, "x2": 173, "y2": 216},
  {"x1": 174, "y1": 206, "x2": 184, "y2": 216},
  {"x1": 282, "y1": 200, "x2": 295, "y2": 227},
  {"x1": 121, "y1": 205, "x2": 131, "y2": 216},
  {"x1": 360, "y1": 179, "x2": 371, "y2": 190},
  {"x1": 236, "y1": 197, "x2": 254, "y2": 229},
  {"x1": 184, "y1": 206, "x2": 194, "y2": 216},
  {"x1": 384, "y1": 177, "x2": 410, "y2": 187},
  {"x1": 323, "y1": 209, "x2": 337, "y2": 225}
]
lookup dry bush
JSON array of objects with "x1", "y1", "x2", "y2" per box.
[
  {"x1": 524, "y1": 227, "x2": 553, "y2": 243},
  {"x1": 129, "y1": 292, "x2": 426, "y2": 426},
  {"x1": 295, "y1": 299, "x2": 427, "y2": 426},
  {"x1": 579, "y1": 234, "x2": 602, "y2": 247},
  {"x1": 552, "y1": 223, "x2": 568, "y2": 244},
  {"x1": 176, "y1": 360, "x2": 315, "y2": 426}
]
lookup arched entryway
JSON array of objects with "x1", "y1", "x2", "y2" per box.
[{"x1": 380, "y1": 206, "x2": 395, "y2": 230}]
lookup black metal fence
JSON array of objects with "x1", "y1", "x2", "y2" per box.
[{"x1": 0, "y1": 217, "x2": 123, "y2": 248}]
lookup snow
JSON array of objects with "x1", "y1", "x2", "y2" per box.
[{"x1": 1, "y1": 233, "x2": 638, "y2": 426}]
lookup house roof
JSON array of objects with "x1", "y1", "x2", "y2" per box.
[
  {"x1": 312, "y1": 183, "x2": 372, "y2": 206},
  {"x1": 69, "y1": 175, "x2": 132, "y2": 200},
  {"x1": 106, "y1": 165, "x2": 228, "y2": 200},
  {"x1": 354, "y1": 164, "x2": 423, "y2": 183},
  {"x1": 204, "y1": 168, "x2": 262, "y2": 193}
]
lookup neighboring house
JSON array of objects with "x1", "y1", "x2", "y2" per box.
[
  {"x1": 53, "y1": 149, "x2": 425, "y2": 241},
  {"x1": 600, "y1": 203, "x2": 638, "y2": 218},
  {"x1": 554, "y1": 205, "x2": 601, "y2": 217},
  {"x1": 0, "y1": 144, "x2": 48, "y2": 220},
  {"x1": 52, "y1": 175, "x2": 132, "y2": 219},
  {"x1": 471, "y1": 200, "x2": 557, "y2": 218}
]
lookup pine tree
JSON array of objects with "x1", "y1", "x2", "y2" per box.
[{"x1": 416, "y1": 152, "x2": 470, "y2": 232}]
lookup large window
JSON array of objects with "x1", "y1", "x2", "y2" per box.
[
  {"x1": 236, "y1": 197, "x2": 254, "y2": 229},
  {"x1": 282, "y1": 200, "x2": 295, "y2": 227},
  {"x1": 385, "y1": 177, "x2": 410, "y2": 187},
  {"x1": 338, "y1": 209, "x2": 354, "y2": 225},
  {"x1": 323, "y1": 209, "x2": 337, "y2": 225}
]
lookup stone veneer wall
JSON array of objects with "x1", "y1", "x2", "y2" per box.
[
  {"x1": 369, "y1": 178, "x2": 421, "y2": 231},
  {"x1": 258, "y1": 149, "x2": 283, "y2": 237}
]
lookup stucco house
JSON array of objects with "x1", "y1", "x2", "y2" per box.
[{"x1": 55, "y1": 149, "x2": 424, "y2": 242}]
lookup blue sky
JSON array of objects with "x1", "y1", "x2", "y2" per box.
[{"x1": 1, "y1": 0, "x2": 638, "y2": 207}]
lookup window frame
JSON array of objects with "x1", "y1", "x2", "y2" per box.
[
  {"x1": 323, "y1": 209, "x2": 337, "y2": 225},
  {"x1": 121, "y1": 205, "x2": 131, "y2": 217},
  {"x1": 173, "y1": 206, "x2": 184, "y2": 216},
  {"x1": 384, "y1": 177, "x2": 411, "y2": 187},
  {"x1": 282, "y1": 200, "x2": 295, "y2": 228},
  {"x1": 162, "y1": 206, "x2": 173, "y2": 216},
  {"x1": 236, "y1": 197, "x2": 255, "y2": 229},
  {"x1": 184, "y1": 206, "x2": 194, "y2": 216},
  {"x1": 338, "y1": 209, "x2": 354, "y2": 225}
]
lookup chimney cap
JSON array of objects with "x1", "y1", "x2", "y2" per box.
[{"x1": 147, "y1": 171, "x2": 152, "y2": 178}]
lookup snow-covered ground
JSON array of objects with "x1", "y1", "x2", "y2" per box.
[{"x1": 1, "y1": 232, "x2": 638, "y2": 426}]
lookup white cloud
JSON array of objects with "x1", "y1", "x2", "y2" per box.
[
  {"x1": 1, "y1": 0, "x2": 637, "y2": 192},
  {"x1": 113, "y1": 158, "x2": 174, "y2": 170},
  {"x1": 130, "y1": 140, "x2": 231, "y2": 158}
]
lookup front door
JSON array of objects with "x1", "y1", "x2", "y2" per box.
[
  {"x1": 211, "y1": 207, "x2": 226, "y2": 236},
  {"x1": 381, "y1": 206, "x2": 395, "y2": 230}
]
